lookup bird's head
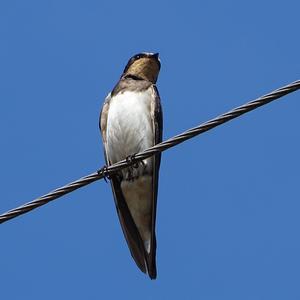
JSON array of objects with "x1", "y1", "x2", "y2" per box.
[{"x1": 122, "y1": 52, "x2": 161, "y2": 83}]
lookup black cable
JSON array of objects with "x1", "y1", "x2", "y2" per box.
[{"x1": 0, "y1": 80, "x2": 299, "y2": 224}]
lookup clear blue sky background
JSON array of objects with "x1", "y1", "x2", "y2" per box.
[{"x1": 1, "y1": 1, "x2": 300, "y2": 299}]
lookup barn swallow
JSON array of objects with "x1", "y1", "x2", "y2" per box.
[{"x1": 99, "y1": 52, "x2": 162, "y2": 279}]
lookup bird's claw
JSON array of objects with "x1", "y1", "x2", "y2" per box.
[
  {"x1": 126, "y1": 154, "x2": 139, "y2": 168},
  {"x1": 98, "y1": 165, "x2": 111, "y2": 183}
]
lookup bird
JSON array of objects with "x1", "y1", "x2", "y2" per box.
[{"x1": 99, "y1": 52, "x2": 162, "y2": 279}]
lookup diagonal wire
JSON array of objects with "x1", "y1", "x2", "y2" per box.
[{"x1": 0, "y1": 80, "x2": 299, "y2": 225}]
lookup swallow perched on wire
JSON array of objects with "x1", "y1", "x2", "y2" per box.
[{"x1": 99, "y1": 52, "x2": 162, "y2": 279}]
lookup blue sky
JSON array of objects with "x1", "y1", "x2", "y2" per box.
[{"x1": 1, "y1": 0, "x2": 300, "y2": 299}]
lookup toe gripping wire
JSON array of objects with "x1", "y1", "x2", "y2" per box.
[
  {"x1": 98, "y1": 165, "x2": 111, "y2": 183},
  {"x1": 126, "y1": 153, "x2": 140, "y2": 168}
]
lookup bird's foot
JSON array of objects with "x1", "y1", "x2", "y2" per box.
[
  {"x1": 98, "y1": 165, "x2": 111, "y2": 183},
  {"x1": 126, "y1": 153, "x2": 140, "y2": 169}
]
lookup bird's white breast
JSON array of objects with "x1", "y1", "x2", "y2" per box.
[{"x1": 106, "y1": 89, "x2": 154, "y2": 164}]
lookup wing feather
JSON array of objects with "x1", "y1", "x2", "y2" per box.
[{"x1": 145, "y1": 85, "x2": 163, "y2": 278}]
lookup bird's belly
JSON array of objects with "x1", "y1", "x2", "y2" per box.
[{"x1": 106, "y1": 91, "x2": 154, "y2": 165}]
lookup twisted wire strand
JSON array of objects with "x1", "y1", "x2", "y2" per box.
[{"x1": 0, "y1": 80, "x2": 299, "y2": 224}]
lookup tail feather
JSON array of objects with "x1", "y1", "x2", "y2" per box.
[{"x1": 110, "y1": 175, "x2": 157, "y2": 279}]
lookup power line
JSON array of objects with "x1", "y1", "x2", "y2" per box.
[{"x1": 0, "y1": 80, "x2": 299, "y2": 225}]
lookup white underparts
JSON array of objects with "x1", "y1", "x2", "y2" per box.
[
  {"x1": 106, "y1": 89, "x2": 154, "y2": 253},
  {"x1": 106, "y1": 90, "x2": 153, "y2": 165}
]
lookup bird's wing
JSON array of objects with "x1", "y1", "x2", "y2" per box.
[
  {"x1": 145, "y1": 84, "x2": 163, "y2": 279},
  {"x1": 99, "y1": 93, "x2": 110, "y2": 161}
]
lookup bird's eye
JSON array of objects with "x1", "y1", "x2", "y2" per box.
[{"x1": 135, "y1": 55, "x2": 140, "y2": 59}]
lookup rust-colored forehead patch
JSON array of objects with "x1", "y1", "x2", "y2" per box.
[{"x1": 125, "y1": 57, "x2": 160, "y2": 83}]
